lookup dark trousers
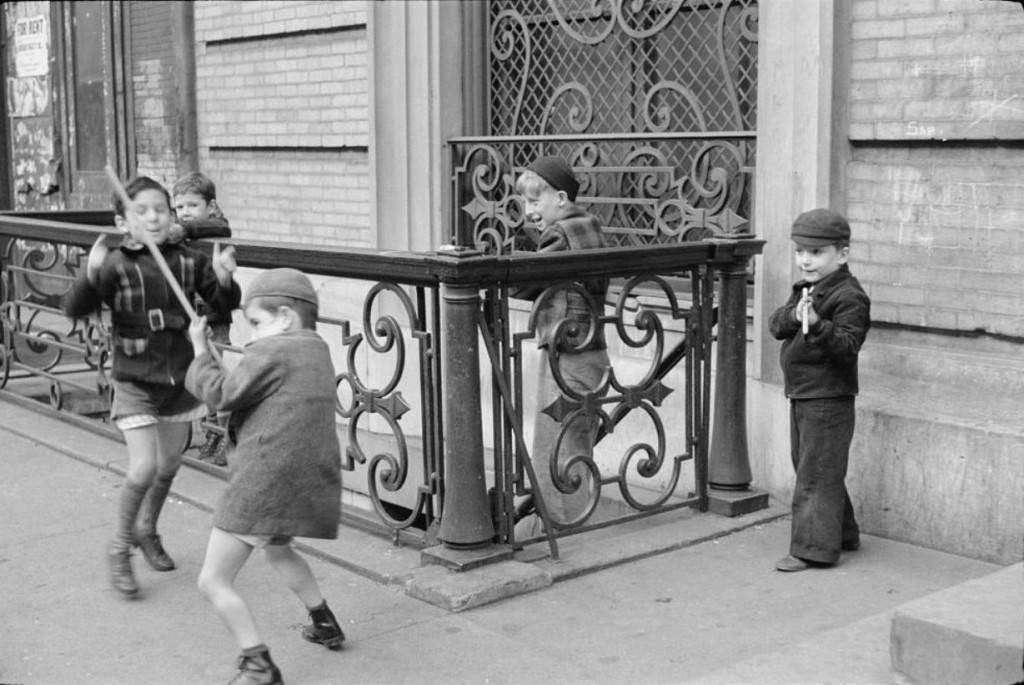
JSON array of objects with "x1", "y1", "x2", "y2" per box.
[{"x1": 789, "y1": 397, "x2": 859, "y2": 564}]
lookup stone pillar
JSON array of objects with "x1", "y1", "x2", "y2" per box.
[
  {"x1": 368, "y1": 1, "x2": 469, "y2": 252},
  {"x1": 437, "y1": 277, "x2": 495, "y2": 549},
  {"x1": 747, "y1": 0, "x2": 841, "y2": 501}
]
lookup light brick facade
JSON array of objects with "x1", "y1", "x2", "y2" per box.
[
  {"x1": 193, "y1": 0, "x2": 370, "y2": 247},
  {"x1": 846, "y1": 0, "x2": 1024, "y2": 338}
]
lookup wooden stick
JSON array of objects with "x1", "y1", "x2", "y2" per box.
[{"x1": 104, "y1": 166, "x2": 225, "y2": 367}]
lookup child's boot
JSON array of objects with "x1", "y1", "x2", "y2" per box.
[
  {"x1": 107, "y1": 540, "x2": 138, "y2": 597},
  {"x1": 301, "y1": 602, "x2": 346, "y2": 651},
  {"x1": 228, "y1": 645, "x2": 283, "y2": 685},
  {"x1": 109, "y1": 480, "x2": 147, "y2": 597},
  {"x1": 134, "y1": 473, "x2": 176, "y2": 571},
  {"x1": 198, "y1": 430, "x2": 222, "y2": 462},
  {"x1": 210, "y1": 431, "x2": 229, "y2": 467},
  {"x1": 301, "y1": 601, "x2": 346, "y2": 650}
]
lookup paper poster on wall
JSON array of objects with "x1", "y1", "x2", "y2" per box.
[
  {"x1": 15, "y1": 15, "x2": 49, "y2": 77},
  {"x1": 6, "y1": 75, "x2": 49, "y2": 117}
]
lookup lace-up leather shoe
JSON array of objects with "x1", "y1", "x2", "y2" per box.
[
  {"x1": 302, "y1": 602, "x2": 346, "y2": 650},
  {"x1": 228, "y1": 650, "x2": 282, "y2": 685},
  {"x1": 134, "y1": 532, "x2": 175, "y2": 571}
]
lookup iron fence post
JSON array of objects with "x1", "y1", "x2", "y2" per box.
[
  {"x1": 437, "y1": 273, "x2": 496, "y2": 549},
  {"x1": 709, "y1": 254, "x2": 753, "y2": 489},
  {"x1": 707, "y1": 243, "x2": 769, "y2": 516}
]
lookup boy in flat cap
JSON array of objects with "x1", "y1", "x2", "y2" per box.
[
  {"x1": 512, "y1": 155, "x2": 610, "y2": 533},
  {"x1": 768, "y1": 208, "x2": 871, "y2": 572},
  {"x1": 186, "y1": 268, "x2": 344, "y2": 683}
]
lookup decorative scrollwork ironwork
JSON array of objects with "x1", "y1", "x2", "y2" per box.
[
  {"x1": 467, "y1": 0, "x2": 758, "y2": 250},
  {"x1": 334, "y1": 283, "x2": 438, "y2": 533},
  {"x1": 453, "y1": 138, "x2": 753, "y2": 250},
  {"x1": 509, "y1": 267, "x2": 707, "y2": 531}
]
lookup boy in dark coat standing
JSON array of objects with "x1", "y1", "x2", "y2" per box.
[
  {"x1": 187, "y1": 268, "x2": 344, "y2": 684},
  {"x1": 768, "y1": 208, "x2": 871, "y2": 572}
]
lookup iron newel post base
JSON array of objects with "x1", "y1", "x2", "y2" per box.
[{"x1": 437, "y1": 258, "x2": 496, "y2": 549}]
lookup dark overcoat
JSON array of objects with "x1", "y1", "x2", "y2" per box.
[
  {"x1": 186, "y1": 329, "x2": 342, "y2": 539},
  {"x1": 768, "y1": 264, "x2": 871, "y2": 399}
]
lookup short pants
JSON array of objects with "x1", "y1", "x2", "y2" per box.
[
  {"x1": 111, "y1": 379, "x2": 206, "y2": 431},
  {"x1": 232, "y1": 532, "x2": 293, "y2": 549}
]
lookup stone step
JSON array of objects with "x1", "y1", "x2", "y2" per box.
[
  {"x1": 890, "y1": 562, "x2": 1024, "y2": 685},
  {"x1": 859, "y1": 328, "x2": 1024, "y2": 401}
]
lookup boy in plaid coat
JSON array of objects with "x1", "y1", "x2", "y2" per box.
[{"x1": 512, "y1": 156, "x2": 610, "y2": 531}]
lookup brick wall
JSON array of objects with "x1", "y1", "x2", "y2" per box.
[
  {"x1": 203, "y1": 149, "x2": 370, "y2": 245},
  {"x1": 193, "y1": 1, "x2": 369, "y2": 247},
  {"x1": 846, "y1": 0, "x2": 1024, "y2": 338},
  {"x1": 130, "y1": 0, "x2": 180, "y2": 187}
]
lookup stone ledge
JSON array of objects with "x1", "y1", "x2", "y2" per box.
[
  {"x1": 404, "y1": 561, "x2": 553, "y2": 613},
  {"x1": 890, "y1": 563, "x2": 1024, "y2": 685}
]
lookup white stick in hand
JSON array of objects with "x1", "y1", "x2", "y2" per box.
[{"x1": 801, "y1": 287, "x2": 810, "y2": 335}]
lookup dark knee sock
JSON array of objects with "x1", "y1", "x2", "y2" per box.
[
  {"x1": 136, "y1": 473, "x2": 174, "y2": 536},
  {"x1": 241, "y1": 643, "x2": 270, "y2": 658},
  {"x1": 114, "y1": 480, "x2": 148, "y2": 551}
]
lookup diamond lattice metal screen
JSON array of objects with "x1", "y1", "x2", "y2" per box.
[
  {"x1": 489, "y1": 0, "x2": 757, "y2": 138},
  {"x1": 453, "y1": 0, "x2": 758, "y2": 250}
]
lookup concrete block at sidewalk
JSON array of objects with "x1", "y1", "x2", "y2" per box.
[
  {"x1": 890, "y1": 562, "x2": 1024, "y2": 685},
  {"x1": 406, "y1": 561, "x2": 553, "y2": 612}
]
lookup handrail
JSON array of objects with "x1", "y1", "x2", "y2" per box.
[
  {"x1": 447, "y1": 131, "x2": 757, "y2": 143},
  {"x1": 0, "y1": 212, "x2": 764, "y2": 287}
]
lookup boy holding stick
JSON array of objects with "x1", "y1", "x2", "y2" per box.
[
  {"x1": 63, "y1": 175, "x2": 240, "y2": 597},
  {"x1": 768, "y1": 208, "x2": 871, "y2": 572},
  {"x1": 186, "y1": 268, "x2": 345, "y2": 684}
]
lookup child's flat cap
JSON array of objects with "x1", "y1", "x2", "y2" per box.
[
  {"x1": 244, "y1": 268, "x2": 318, "y2": 307},
  {"x1": 791, "y1": 208, "x2": 851, "y2": 247}
]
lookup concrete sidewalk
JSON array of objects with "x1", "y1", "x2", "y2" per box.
[{"x1": 0, "y1": 400, "x2": 1006, "y2": 685}]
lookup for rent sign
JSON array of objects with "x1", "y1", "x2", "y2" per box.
[{"x1": 15, "y1": 15, "x2": 49, "y2": 77}]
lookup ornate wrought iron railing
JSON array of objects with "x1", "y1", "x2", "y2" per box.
[
  {"x1": 0, "y1": 214, "x2": 446, "y2": 546},
  {"x1": 450, "y1": 133, "x2": 755, "y2": 252},
  {"x1": 0, "y1": 212, "x2": 762, "y2": 557}
]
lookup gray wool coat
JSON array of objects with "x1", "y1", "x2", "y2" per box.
[{"x1": 185, "y1": 329, "x2": 342, "y2": 539}]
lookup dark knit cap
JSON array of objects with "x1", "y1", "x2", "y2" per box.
[
  {"x1": 528, "y1": 156, "x2": 580, "y2": 201},
  {"x1": 244, "y1": 268, "x2": 319, "y2": 307},
  {"x1": 791, "y1": 208, "x2": 851, "y2": 247}
]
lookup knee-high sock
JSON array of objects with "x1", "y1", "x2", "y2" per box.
[
  {"x1": 113, "y1": 480, "x2": 148, "y2": 551},
  {"x1": 136, "y1": 473, "x2": 174, "y2": 536}
]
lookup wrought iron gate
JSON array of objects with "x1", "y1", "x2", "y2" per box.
[
  {"x1": 452, "y1": 0, "x2": 760, "y2": 547},
  {"x1": 475, "y1": 0, "x2": 758, "y2": 248}
]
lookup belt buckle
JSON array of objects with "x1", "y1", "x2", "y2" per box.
[{"x1": 147, "y1": 309, "x2": 165, "y2": 331}]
